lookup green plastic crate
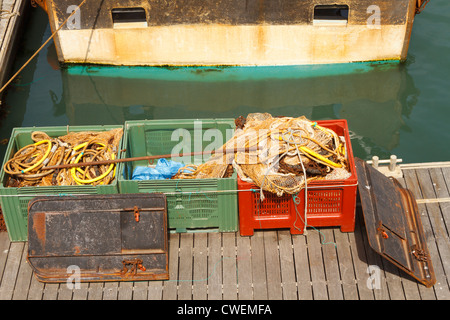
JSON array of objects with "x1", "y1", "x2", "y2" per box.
[
  {"x1": 118, "y1": 119, "x2": 238, "y2": 233},
  {"x1": 0, "y1": 125, "x2": 124, "y2": 241}
]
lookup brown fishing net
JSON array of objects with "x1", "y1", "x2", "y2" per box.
[
  {"x1": 4, "y1": 128, "x2": 123, "y2": 187},
  {"x1": 174, "y1": 113, "x2": 351, "y2": 197}
]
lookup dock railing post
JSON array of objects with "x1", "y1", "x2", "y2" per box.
[
  {"x1": 367, "y1": 155, "x2": 403, "y2": 179},
  {"x1": 372, "y1": 156, "x2": 379, "y2": 169}
]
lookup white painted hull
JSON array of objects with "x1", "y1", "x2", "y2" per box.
[
  {"x1": 56, "y1": 24, "x2": 410, "y2": 66},
  {"x1": 41, "y1": 0, "x2": 419, "y2": 66}
]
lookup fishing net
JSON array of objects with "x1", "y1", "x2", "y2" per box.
[
  {"x1": 4, "y1": 128, "x2": 123, "y2": 187},
  {"x1": 174, "y1": 113, "x2": 351, "y2": 197}
]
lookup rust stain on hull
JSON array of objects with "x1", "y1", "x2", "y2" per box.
[
  {"x1": 56, "y1": 24, "x2": 409, "y2": 66},
  {"x1": 38, "y1": 0, "x2": 420, "y2": 66}
]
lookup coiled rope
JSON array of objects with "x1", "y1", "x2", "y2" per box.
[{"x1": 4, "y1": 131, "x2": 119, "y2": 187}]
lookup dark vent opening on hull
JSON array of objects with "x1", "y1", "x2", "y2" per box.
[
  {"x1": 314, "y1": 5, "x2": 349, "y2": 21},
  {"x1": 112, "y1": 7, "x2": 147, "y2": 24}
]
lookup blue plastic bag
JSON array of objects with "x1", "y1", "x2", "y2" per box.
[{"x1": 132, "y1": 159, "x2": 184, "y2": 180}]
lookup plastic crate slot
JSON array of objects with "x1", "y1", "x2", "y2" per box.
[
  {"x1": 167, "y1": 195, "x2": 218, "y2": 209},
  {"x1": 137, "y1": 180, "x2": 219, "y2": 189},
  {"x1": 144, "y1": 128, "x2": 213, "y2": 164},
  {"x1": 251, "y1": 192, "x2": 290, "y2": 216},
  {"x1": 189, "y1": 210, "x2": 218, "y2": 220},
  {"x1": 17, "y1": 186, "x2": 95, "y2": 194},
  {"x1": 145, "y1": 130, "x2": 181, "y2": 156},
  {"x1": 19, "y1": 198, "x2": 31, "y2": 219},
  {"x1": 306, "y1": 190, "x2": 343, "y2": 214}
]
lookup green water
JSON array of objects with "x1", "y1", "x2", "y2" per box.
[{"x1": 1, "y1": 1, "x2": 449, "y2": 164}]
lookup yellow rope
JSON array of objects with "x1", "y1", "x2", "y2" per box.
[{"x1": 4, "y1": 133, "x2": 119, "y2": 187}]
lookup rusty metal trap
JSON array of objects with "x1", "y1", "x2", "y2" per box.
[{"x1": 27, "y1": 193, "x2": 169, "y2": 283}]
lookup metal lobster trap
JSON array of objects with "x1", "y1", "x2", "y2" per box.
[{"x1": 27, "y1": 193, "x2": 169, "y2": 283}]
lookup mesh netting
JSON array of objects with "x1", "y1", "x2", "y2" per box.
[{"x1": 174, "y1": 113, "x2": 351, "y2": 196}]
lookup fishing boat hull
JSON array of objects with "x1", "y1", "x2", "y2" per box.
[{"x1": 35, "y1": 0, "x2": 423, "y2": 66}]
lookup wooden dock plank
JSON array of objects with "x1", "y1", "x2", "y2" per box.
[
  {"x1": 192, "y1": 233, "x2": 208, "y2": 300},
  {"x1": 428, "y1": 168, "x2": 450, "y2": 242},
  {"x1": 87, "y1": 282, "x2": 104, "y2": 300},
  {"x1": 102, "y1": 282, "x2": 119, "y2": 300},
  {"x1": 177, "y1": 233, "x2": 193, "y2": 300},
  {"x1": 72, "y1": 282, "x2": 89, "y2": 300},
  {"x1": 0, "y1": 232, "x2": 10, "y2": 290},
  {"x1": 416, "y1": 169, "x2": 450, "y2": 240},
  {"x1": 442, "y1": 167, "x2": 450, "y2": 186},
  {"x1": 27, "y1": 272, "x2": 44, "y2": 300},
  {"x1": 250, "y1": 231, "x2": 268, "y2": 300},
  {"x1": 348, "y1": 216, "x2": 376, "y2": 300},
  {"x1": 42, "y1": 283, "x2": 59, "y2": 300},
  {"x1": 263, "y1": 230, "x2": 282, "y2": 300},
  {"x1": 147, "y1": 281, "x2": 163, "y2": 300},
  {"x1": 57, "y1": 283, "x2": 74, "y2": 300},
  {"x1": 307, "y1": 229, "x2": 328, "y2": 299},
  {"x1": 292, "y1": 232, "x2": 313, "y2": 300},
  {"x1": 12, "y1": 243, "x2": 32, "y2": 300},
  {"x1": 334, "y1": 229, "x2": 359, "y2": 300},
  {"x1": 162, "y1": 233, "x2": 179, "y2": 300},
  {"x1": 413, "y1": 169, "x2": 450, "y2": 300},
  {"x1": 236, "y1": 234, "x2": 253, "y2": 300},
  {"x1": 117, "y1": 281, "x2": 133, "y2": 300},
  {"x1": 430, "y1": 167, "x2": 450, "y2": 232},
  {"x1": 131, "y1": 282, "x2": 148, "y2": 300},
  {"x1": 207, "y1": 232, "x2": 222, "y2": 300},
  {"x1": 147, "y1": 280, "x2": 163, "y2": 300},
  {"x1": 278, "y1": 230, "x2": 298, "y2": 300},
  {"x1": 0, "y1": 241, "x2": 23, "y2": 300},
  {"x1": 321, "y1": 228, "x2": 343, "y2": 300},
  {"x1": 222, "y1": 232, "x2": 238, "y2": 300}
]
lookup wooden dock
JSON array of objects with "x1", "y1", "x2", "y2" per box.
[
  {"x1": 0, "y1": 162, "x2": 449, "y2": 300},
  {"x1": 0, "y1": 0, "x2": 28, "y2": 102}
]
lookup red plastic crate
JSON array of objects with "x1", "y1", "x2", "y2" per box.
[{"x1": 237, "y1": 119, "x2": 358, "y2": 236}]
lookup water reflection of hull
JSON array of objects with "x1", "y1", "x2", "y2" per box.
[{"x1": 61, "y1": 62, "x2": 418, "y2": 158}]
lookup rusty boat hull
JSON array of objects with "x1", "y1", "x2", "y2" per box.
[{"x1": 34, "y1": 0, "x2": 426, "y2": 66}]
